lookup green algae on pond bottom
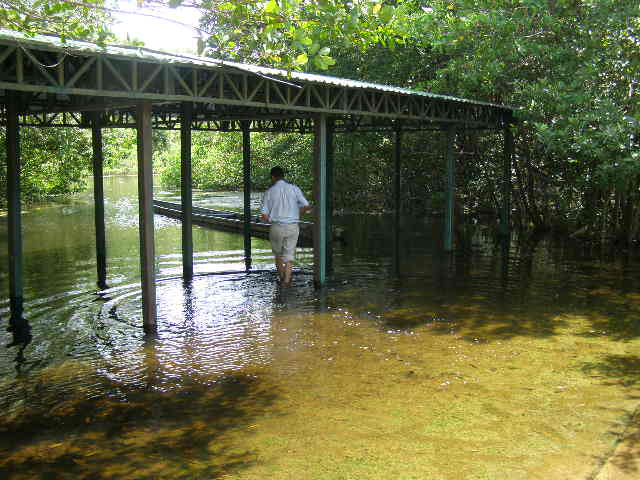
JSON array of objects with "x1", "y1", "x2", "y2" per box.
[
  {"x1": 0, "y1": 364, "x2": 279, "y2": 479},
  {"x1": 1, "y1": 304, "x2": 638, "y2": 480}
]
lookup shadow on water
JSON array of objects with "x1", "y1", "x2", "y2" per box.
[
  {"x1": 0, "y1": 338, "x2": 281, "y2": 480},
  {"x1": 582, "y1": 355, "x2": 640, "y2": 389},
  {"x1": 340, "y1": 223, "x2": 640, "y2": 344},
  {"x1": 581, "y1": 355, "x2": 640, "y2": 478},
  {"x1": 377, "y1": 290, "x2": 640, "y2": 343},
  {"x1": 337, "y1": 218, "x2": 640, "y2": 476}
]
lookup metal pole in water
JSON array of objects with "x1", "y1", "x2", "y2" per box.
[
  {"x1": 6, "y1": 94, "x2": 23, "y2": 318},
  {"x1": 242, "y1": 121, "x2": 252, "y2": 271},
  {"x1": 444, "y1": 125, "x2": 456, "y2": 251},
  {"x1": 180, "y1": 102, "x2": 194, "y2": 281},
  {"x1": 326, "y1": 118, "x2": 334, "y2": 274},
  {"x1": 393, "y1": 124, "x2": 402, "y2": 274},
  {"x1": 313, "y1": 114, "x2": 328, "y2": 286},
  {"x1": 91, "y1": 113, "x2": 108, "y2": 290},
  {"x1": 136, "y1": 102, "x2": 157, "y2": 333},
  {"x1": 501, "y1": 114, "x2": 514, "y2": 237}
]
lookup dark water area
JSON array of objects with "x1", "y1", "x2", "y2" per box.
[{"x1": 1, "y1": 176, "x2": 639, "y2": 479}]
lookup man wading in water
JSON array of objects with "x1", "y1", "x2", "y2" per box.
[{"x1": 260, "y1": 166, "x2": 311, "y2": 285}]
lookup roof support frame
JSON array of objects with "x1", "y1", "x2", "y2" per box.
[{"x1": 1, "y1": 39, "x2": 514, "y2": 128}]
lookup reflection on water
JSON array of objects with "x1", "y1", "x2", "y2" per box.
[
  {"x1": 5, "y1": 316, "x2": 32, "y2": 374},
  {"x1": 1, "y1": 176, "x2": 640, "y2": 478}
]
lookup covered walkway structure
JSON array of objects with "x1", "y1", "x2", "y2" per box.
[{"x1": 0, "y1": 29, "x2": 515, "y2": 333}]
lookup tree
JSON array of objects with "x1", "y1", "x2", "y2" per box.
[
  {"x1": 0, "y1": 127, "x2": 93, "y2": 206},
  {"x1": 408, "y1": 1, "x2": 639, "y2": 237},
  {"x1": 0, "y1": 0, "x2": 114, "y2": 43},
  {"x1": 195, "y1": 0, "x2": 640, "y2": 240},
  {"x1": 137, "y1": 0, "x2": 409, "y2": 70},
  {"x1": 159, "y1": 131, "x2": 314, "y2": 193},
  {"x1": 0, "y1": 0, "x2": 110, "y2": 207}
]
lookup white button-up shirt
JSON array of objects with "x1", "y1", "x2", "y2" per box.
[{"x1": 261, "y1": 179, "x2": 309, "y2": 224}]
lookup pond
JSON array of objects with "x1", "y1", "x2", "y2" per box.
[{"x1": 0, "y1": 175, "x2": 639, "y2": 479}]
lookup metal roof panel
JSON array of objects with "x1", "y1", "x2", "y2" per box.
[{"x1": 0, "y1": 28, "x2": 513, "y2": 111}]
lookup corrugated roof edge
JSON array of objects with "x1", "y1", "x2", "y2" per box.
[{"x1": 0, "y1": 28, "x2": 516, "y2": 111}]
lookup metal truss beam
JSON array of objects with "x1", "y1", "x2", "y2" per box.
[
  {"x1": 0, "y1": 104, "x2": 477, "y2": 133},
  {"x1": 0, "y1": 40, "x2": 511, "y2": 129}
]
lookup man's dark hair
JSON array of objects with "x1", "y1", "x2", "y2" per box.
[{"x1": 270, "y1": 166, "x2": 284, "y2": 178}]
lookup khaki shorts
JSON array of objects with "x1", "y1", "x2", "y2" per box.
[{"x1": 269, "y1": 223, "x2": 300, "y2": 263}]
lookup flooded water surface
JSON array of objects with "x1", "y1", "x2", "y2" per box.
[{"x1": 1, "y1": 176, "x2": 639, "y2": 479}]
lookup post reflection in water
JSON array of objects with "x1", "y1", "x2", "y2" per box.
[{"x1": 6, "y1": 314, "x2": 32, "y2": 374}]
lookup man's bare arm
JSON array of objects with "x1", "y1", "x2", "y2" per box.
[{"x1": 300, "y1": 205, "x2": 312, "y2": 216}]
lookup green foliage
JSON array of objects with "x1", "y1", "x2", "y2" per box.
[
  {"x1": 0, "y1": 127, "x2": 93, "y2": 206},
  {"x1": 595, "y1": 153, "x2": 640, "y2": 190},
  {"x1": 159, "y1": 131, "x2": 313, "y2": 193},
  {"x1": 0, "y1": 0, "x2": 114, "y2": 44},
  {"x1": 102, "y1": 129, "x2": 138, "y2": 175},
  {"x1": 405, "y1": 0, "x2": 640, "y2": 237},
  {"x1": 3, "y1": 0, "x2": 639, "y2": 241},
  {"x1": 331, "y1": 132, "x2": 393, "y2": 212},
  {"x1": 101, "y1": 129, "x2": 172, "y2": 175},
  {"x1": 0, "y1": 127, "x2": 172, "y2": 207},
  {"x1": 191, "y1": 0, "x2": 409, "y2": 70}
]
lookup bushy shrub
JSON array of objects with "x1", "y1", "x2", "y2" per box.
[{"x1": 0, "y1": 127, "x2": 92, "y2": 206}]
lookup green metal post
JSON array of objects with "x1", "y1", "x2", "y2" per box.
[
  {"x1": 136, "y1": 102, "x2": 157, "y2": 334},
  {"x1": 91, "y1": 113, "x2": 108, "y2": 290},
  {"x1": 180, "y1": 102, "x2": 193, "y2": 280},
  {"x1": 326, "y1": 118, "x2": 334, "y2": 273},
  {"x1": 313, "y1": 114, "x2": 328, "y2": 286},
  {"x1": 242, "y1": 121, "x2": 252, "y2": 271},
  {"x1": 6, "y1": 94, "x2": 23, "y2": 318},
  {"x1": 501, "y1": 116, "x2": 513, "y2": 237},
  {"x1": 444, "y1": 125, "x2": 456, "y2": 251},
  {"x1": 393, "y1": 125, "x2": 402, "y2": 274}
]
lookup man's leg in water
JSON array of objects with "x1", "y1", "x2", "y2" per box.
[
  {"x1": 282, "y1": 225, "x2": 299, "y2": 285},
  {"x1": 275, "y1": 256, "x2": 286, "y2": 281},
  {"x1": 283, "y1": 261, "x2": 294, "y2": 284}
]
